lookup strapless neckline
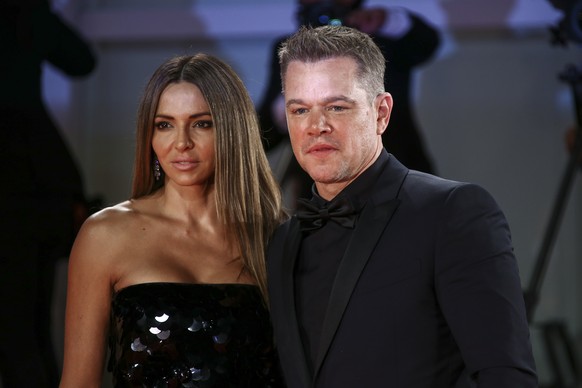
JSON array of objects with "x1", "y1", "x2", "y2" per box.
[{"x1": 114, "y1": 282, "x2": 259, "y2": 296}]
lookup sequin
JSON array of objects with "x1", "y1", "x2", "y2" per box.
[
  {"x1": 130, "y1": 338, "x2": 147, "y2": 352},
  {"x1": 212, "y1": 333, "x2": 228, "y2": 344},
  {"x1": 156, "y1": 330, "x2": 170, "y2": 340},
  {"x1": 108, "y1": 283, "x2": 284, "y2": 387},
  {"x1": 188, "y1": 318, "x2": 202, "y2": 332}
]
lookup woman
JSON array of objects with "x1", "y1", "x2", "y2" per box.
[{"x1": 59, "y1": 53, "x2": 287, "y2": 387}]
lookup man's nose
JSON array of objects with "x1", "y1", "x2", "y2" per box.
[{"x1": 308, "y1": 111, "x2": 331, "y2": 135}]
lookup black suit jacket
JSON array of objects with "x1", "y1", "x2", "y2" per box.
[{"x1": 267, "y1": 153, "x2": 537, "y2": 387}]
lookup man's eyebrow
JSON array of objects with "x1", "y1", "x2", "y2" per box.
[
  {"x1": 286, "y1": 98, "x2": 303, "y2": 107},
  {"x1": 286, "y1": 96, "x2": 356, "y2": 108}
]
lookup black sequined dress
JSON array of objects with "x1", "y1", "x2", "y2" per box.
[{"x1": 108, "y1": 282, "x2": 285, "y2": 388}]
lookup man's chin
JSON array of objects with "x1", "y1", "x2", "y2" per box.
[{"x1": 305, "y1": 171, "x2": 340, "y2": 185}]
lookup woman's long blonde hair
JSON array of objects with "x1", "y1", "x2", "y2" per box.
[{"x1": 131, "y1": 53, "x2": 286, "y2": 300}]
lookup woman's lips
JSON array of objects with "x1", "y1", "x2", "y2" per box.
[{"x1": 171, "y1": 160, "x2": 198, "y2": 169}]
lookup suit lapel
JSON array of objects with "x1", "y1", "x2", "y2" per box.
[
  {"x1": 312, "y1": 155, "x2": 408, "y2": 380},
  {"x1": 312, "y1": 198, "x2": 400, "y2": 376}
]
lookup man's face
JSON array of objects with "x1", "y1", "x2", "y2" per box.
[{"x1": 283, "y1": 56, "x2": 391, "y2": 198}]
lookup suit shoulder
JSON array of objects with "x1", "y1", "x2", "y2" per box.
[
  {"x1": 403, "y1": 171, "x2": 498, "y2": 206},
  {"x1": 406, "y1": 170, "x2": 482, "y2": 190},
  {"x1": 271, "y1": 217, "x2": 295, "y2": 238}
]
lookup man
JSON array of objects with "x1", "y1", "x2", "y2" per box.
[
  {"x1": 266, "y1": 25, "x2": 537, "y2": 387},
  {"x1": 259, "y1": 0, "x2": 439, "y2": 209}
]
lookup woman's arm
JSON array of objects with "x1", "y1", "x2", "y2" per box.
[{"x1": 59, "y1": 212, "x2": 117, "y2": 388}]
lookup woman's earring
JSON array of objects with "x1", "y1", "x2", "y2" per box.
[{"x1": 154, "y1": 158, "x2": 161, "y2": 181}]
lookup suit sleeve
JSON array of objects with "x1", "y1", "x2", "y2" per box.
[
  {"x1": 374, "y1": 11, "x2": 440, "y2": 71},
  {"x1": 434, "y1": 183, "x2": 538, "y2": 387},
  {"x1": 32, "y1": 3, "x2": 97, "y2": 77},
  {"x1": 257, "y1": 37, "x2": 287, "y2": 151}
]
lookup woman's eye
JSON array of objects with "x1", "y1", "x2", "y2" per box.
[
  {"x1": 154, "y1": 121, "x2": 171, "y2": 130},
  {"x1": 195, "y1": 120, "x2": 213, "y2": 129}
]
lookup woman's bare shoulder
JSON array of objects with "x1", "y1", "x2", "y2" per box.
[
  {"x1": 73, "y1": 199, "x2": 152, "y2": 253},
  {"x1": 83, "y1": 200, "x2": 145, "y2": 231}
]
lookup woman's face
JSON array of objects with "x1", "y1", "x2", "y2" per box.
[{"x1": 152, "y1": 82, "x2": 216, "y2": 189}]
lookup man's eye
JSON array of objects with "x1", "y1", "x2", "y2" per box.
[
  {"x1": 329, "y1": 106, "x2": 345, "y2": 112},
  {"x1": 291, "y1": 107, "x2": 308, "y2": 115}
]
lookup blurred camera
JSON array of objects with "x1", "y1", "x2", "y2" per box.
[
  {"x1": 297, "y1": 1, "x2": 352, "y2": 27},
  {"x1": 551, "y1": 0, "x2": 582, "y2": 44}
]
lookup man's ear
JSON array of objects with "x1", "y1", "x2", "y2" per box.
[{"x1": 376, "y1": 92, "x2": 392, "y2": 135}]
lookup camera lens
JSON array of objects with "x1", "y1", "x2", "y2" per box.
[{"x1": 298, "y1": 3, "x2": 349, "y2": 27}]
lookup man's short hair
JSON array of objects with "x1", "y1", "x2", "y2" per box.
[{"x1": 278, "y1": 25, "x2": 386, "y2": 100}]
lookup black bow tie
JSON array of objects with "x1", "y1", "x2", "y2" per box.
[{"x1": 296, "y1": 195, "x2": 358, "y2": 232}]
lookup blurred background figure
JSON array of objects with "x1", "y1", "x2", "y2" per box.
[
  {"x1": 258, "y1": 0, "x2": 440, "y2": 210},
  {"x1": 0, "y1": 0, "x2": 96, "y2": 386}
]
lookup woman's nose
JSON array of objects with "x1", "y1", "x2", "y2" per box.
[{"x1": 175, "y1": 128, "x2": 193, "y2": 150}]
